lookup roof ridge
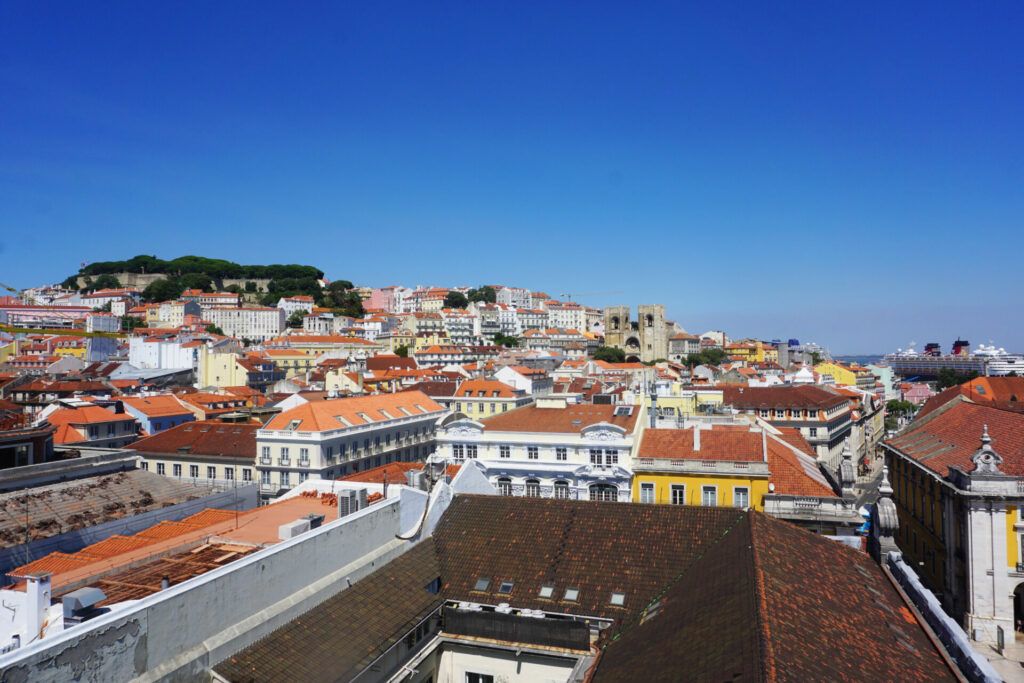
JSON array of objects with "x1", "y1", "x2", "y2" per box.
[{"x1": 748, "y1": 512, "x2": 777, "y2": 683}]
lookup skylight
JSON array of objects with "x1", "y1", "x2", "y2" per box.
[
  {"x1": 564, "y1": 587, "x2": 579, "y2": 602},
  {"x1": 473, "y1": 577, "x2": 491, "y2": 592}
]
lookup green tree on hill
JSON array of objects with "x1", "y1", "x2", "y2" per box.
[{"x1": 444, "y1": 291, "x2": 469, "y2": 309}]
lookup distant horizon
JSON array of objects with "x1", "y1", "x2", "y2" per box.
[{"x1": 3, "y1": 4, "x2": 1022, "y2": 355}]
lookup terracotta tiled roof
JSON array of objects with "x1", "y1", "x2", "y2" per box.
[
  {"x1": 127, "y1": 420, "x2": 259, "y2": 458},
  {"x1": 120, "y1": 395, "x2": 191, "y2": 418},
  {"x1": 455, "y1": 379, "x2": 517, "y2": 398},
  {"x1": 638, "y1": 426, "x2": 764, "y2": 462},
  {"x1": 339, "y1": 461, "x2": 425, "y2": 484},
  {"x1": 722, "y1": 385, "x2": 848, "y2": 410},
  {"x1": 479, "y1": 404, "x2": 639, "y2": 434},
  {"x1": 886, "y1": 398, "x2": 1024, "y2": 477},
  {"x1": 264, "y1": 391, "x2": 445, "y2": 432}
]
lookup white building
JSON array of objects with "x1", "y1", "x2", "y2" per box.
[
  {"x1": 433, "y1": 397, "x2": 641, "y2": 502},
  {"x1": 256, "y1": 390, "x2": 447, "y2": 494},
  {"x1": 203, "y1": 306, "x2": 286, "y2": 342},
  {"x1": 157, "y1": 300, "x2": 201, "y2": 327},
  {"x1": 128, "y1": 336, "x2": 200, "y2": 370},
  {"x1": 277, "y1": 295, "x2": 316, "y2": 318}
]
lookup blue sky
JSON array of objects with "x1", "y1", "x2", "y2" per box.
[{"x1": 1, "y1": 3, "x2": 1021, "y2": 354}]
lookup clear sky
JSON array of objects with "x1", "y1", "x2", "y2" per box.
[{"x1": 2, "y1": 3, "x2": 1021, "y2": 354}]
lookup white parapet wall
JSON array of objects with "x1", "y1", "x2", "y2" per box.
[{"x1": 0, "y1": 489, "x2": 433, "y2": 682}]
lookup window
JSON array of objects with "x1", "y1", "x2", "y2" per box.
[
  {"x1": 466, "y1": 674, "x2": 494, "y2": 683},
  {"x1": 207, "y1": 466, "x2": 216, "y2": 480},
  {"x1": 497, "y1": 580, "x2": 514, "y2": 594},
  {"x1": 453, "y1": 444, "x2": 464, "y2": 460},
  {"x1": 590, "y1": 449, "x2": 603, "y2": 465},
  {"x1": 564, "y1": 587, "x2": 579, "y2": 602},
  {"x1": 538, "y1": 585, "x2": 555, "y2": 599},
  {"x1": 525, "y1": 479, "x2": 540, "y2": 497},
  {"x1": 473, "y1": 577, "x2": 491, "y2": 591},
  {"x1": 734, "y1": 487, "x2": 749, "y2": 509},
  {"x1": 243, "y1": 468, "x2": 252, "y2": 482},
  {"x1": 527, "y1": 446, "x2": 539, "y2": 460},
  {"x1": 605, "y1": 449, "x2": 618, "y2": 464},
  {"x1": 555, "y1": 447, "x2": 567, "y2": 461},
  {"x1": 497, "y1": 477, "x2": 512, "y2": 496},
  {"x1": 702, "y1": 486, "x2": 718, "y2": 507},
  {"x1": 589, "y1": 484, "x2": 617, "y2": 502},
  {"x1": 671, "y1": 484, "x2": 686, "y2": 505},
  {"x1": 466, "y1": 444, "x2": 478, "y2": 459},
  {"x1": 609, "y1": 592, "x2": 626, "y2": 607},
  {"x1": 157, "y1": 462, "x2": 166, "y2": 475},
  {"x1": 173, "y1": 464, "x2": 182, "y2": 478},
  {"x1": 499, "y1": 445, "x2": 510, "y2": 459},
  {"x1": 640, "y1": 482, "x2": 655, "y2": 504},
  {"x1": 554, "y1": 480, "x2": 570, "y2": 499}
]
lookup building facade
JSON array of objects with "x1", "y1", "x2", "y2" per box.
[{"x1": 433, "y1": 399, "x2": 641, "y2": 502}]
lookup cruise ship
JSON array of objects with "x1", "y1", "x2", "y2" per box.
[{"x1": 884, "y1": 339, "x2": 1023, "y2": 378}]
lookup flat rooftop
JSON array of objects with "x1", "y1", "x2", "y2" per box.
[{"x1": 0, "y1": 469, "x2": 225, "y2": 548}]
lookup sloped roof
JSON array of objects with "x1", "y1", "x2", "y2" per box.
[
  {"x1": 885, "y1": 397, "x2": 1024, "y2": 477},
  {"x1": 638, "y1": 426, "x2": 764, "y2": 462},
  {"x1": 127, "y1": 420, "x2": 258, "y2": 458},
  {"x1": 264, "y1": 391, "x2": 445, "y2": 432},
  {"x1": 479, "y1": 404, "x2": 639, "y2": 434}
]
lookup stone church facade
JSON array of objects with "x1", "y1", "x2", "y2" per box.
[{"x1": 603, "y1": 304, "x2": 674, "y2": 363}]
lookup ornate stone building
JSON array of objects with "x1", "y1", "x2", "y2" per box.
[{"x1": 603, "y1": 304, "x2": 674, "y2": 363}]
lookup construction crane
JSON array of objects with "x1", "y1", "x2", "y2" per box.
[{"x1": 560, "y1": 290, "x2": 623, "y2": 302}]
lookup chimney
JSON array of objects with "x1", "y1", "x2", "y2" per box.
[
  {"x1": 25, "y1": 572, "x2": 51, "y2": 643},
  {"x1": 693, "y1": 425, "x2": 700, "y2": 452}
]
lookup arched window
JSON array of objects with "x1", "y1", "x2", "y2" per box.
[
  {"x1": 525, "y1": 478, "x2": 541, "y2": 498},
  {"x1": 497, "y1": 477, "x2": 512, "y2": 496},
  {"x1": 554, "y1": 480, "x2": 571, "y2": 499},
  {"x1": 589, "y1": 484, "x2": 618, "y2": 502}
]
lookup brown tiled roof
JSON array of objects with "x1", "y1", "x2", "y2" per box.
[
  {"x1": 593, "y1": 512, "x2": 954, "y2": 682},
  {"x1": 885, "y1": 397, "x2": 1024, "y2": 477},
  {"x1": 215, "y1": 540, "x2": 442, "y2": 683},
  {"x1": 127, "y1": 420, "x2": 258, "y2": 459},
  {"x1": 433, "y1": 496, "x2": 742, "y2": 621},
  {"x1": 638, "y1": 426, "x2": 764, "y2": 462},
  {"x1": 722, "y1": 384, "x2": 848, "y2": 410},
  {"x1": 479, "y1": 404, "x2": 639, "y2": 434}
]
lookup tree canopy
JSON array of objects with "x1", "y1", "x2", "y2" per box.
[
  {"x1": 468, "y1": 286, "x2": 496, "y2": 304},
  {"x1": 444, "y1": 291, "x2": 469, "y2": 309},
  {"x1": 76, "y1": 254, "x2": 324, "y2": 280},
  {"x1": 593, "y1": 346, "x2": 626, "y2": 363}
]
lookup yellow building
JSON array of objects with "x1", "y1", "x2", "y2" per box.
[
  {"x1": 452, "y1": 379, "x2": 533, "y2": 418},
  {"x1": 632, "y1": 423, "x2": 855, "y2": 533},
  {"x1": 882, "y1": 395, "x2": 1024, "y2": 645}
]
